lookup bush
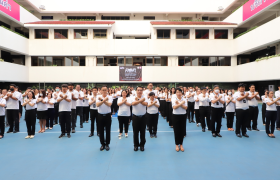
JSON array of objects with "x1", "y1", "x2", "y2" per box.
[
  {"x1": 0, "y1": 26, "x2": 28, "y2": 38},
  {"x1": 255, "y1": 53, "x2": 280, "y2": 62},
  {"x1": 235, "y1": 26, "x2": 258, "y2": 39}
]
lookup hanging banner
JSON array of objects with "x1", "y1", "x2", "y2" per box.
[
  {"x1": 119, "y1": 66, "x2": 142, "y2": 81},
  {"x1": 243, "y1": 0, "x2": 278, "y2": 21},
  {"x1": 0, "y1": 0, "x2": 20, "y2": 21}
]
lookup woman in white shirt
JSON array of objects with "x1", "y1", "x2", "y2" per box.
[
  {"x1": 0, "y1": 95, "x2": 6, "y2": 139},
  {"x1": 83, "y1": 89, "x2": 90, "y2": 123},
  {"x1": 264, "y1": 91, "x2": 280, "y2": 138},
  {"x1": 117, "y1": 90, "x2": 132, "y2": 137},
  {"x1": 147, "y1": 92, "x2": 160, "y2": 138},
  {"x1": 22, "y1": 91, "x2": 37, "y2": 139},
  {"x1": 168, "y1": 87, "x2": 176, "y2": 127},
  {"x1": 37, "y1": 89, "x2": 48, "y2": 133},
  {"x1": 194, "y1": 89, "x2": 201, "y2": 127},
  {"x1": 261, "y1": 89, "x2": 268, "y2": 126},
  {"x1": 161, "y1": 88, "x2": 168, "y2": 120},
  {"x1": 111, "y1": 89, "x2": 118, "y2": 115},
  {"x1": 225, "y1": 90, "x2": 236, "y2": 131},
  {"x1": 46, "y1": 93, "x2": 55, "y2": 130},
  {"x1": 172, "y1": 88, "x2": 188, "y2": 152}
]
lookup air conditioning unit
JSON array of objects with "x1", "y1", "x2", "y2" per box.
[
  {"x1": 218, "y1": 6, "x2": 224, "y2": 11},
  {"x1": 269, "y1": 85, "x2": 275, "y2": 92},
  {"x1": 39, "y1": 5, "x2": 46, "y2": 10}
]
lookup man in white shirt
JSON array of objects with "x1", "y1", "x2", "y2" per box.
[
  {"x1": 131, "y1": 87, "x2": 136, "y2": 96},
  {"x1": 96, "y1": 86, "x2": 113, "y2": 151},
  {"x1": 89, "y1": 87, "x2": 99, "y2": 137},
  {"x1": 198, "y1": 87, "x2": 211, "y2": 132},
  {"x1": 143, "y1": 83, "x2": 158, "y2": 98},
  {"x1": 4, "y1": 84, "x2": 21, "y2": 133},
  {"x1": 131, "y1": 86, "x2": 148, "y2": 152},
  {"x1": 53, "y1": 85, "x2": 60, "y2": 125},
  {"x1": 210, "y1": 85, "x2": 225, "y2": 137},
  {"x1": 57, "y1": 84, "x2": 72, "y2": 138},
  {"x1": 247, "y1": 84, "x2": 260, "y2": 131},
  {"x1": 75, "y1": 85, "x2": 84, "y2": 128},
  {"x1": 68, "y1": 83, "x2": 79, "y2": 133},
  {"x1": 275, "y1": 85, "x2": 280, "y2": 130},
  {"x1": 233, "y1": 83, "x2": 250, "y2": 138}
]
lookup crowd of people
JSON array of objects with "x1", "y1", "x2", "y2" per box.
[{"x1": 0, "y1": 83, "x2": 279, "y2": 152}]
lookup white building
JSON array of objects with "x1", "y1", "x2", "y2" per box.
[{"x1": 0, "y1": 0, "x2": 280, "y2": 90}]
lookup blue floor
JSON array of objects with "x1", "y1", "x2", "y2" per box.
[{"x1": 1, "y1": 104, "x2": 280, "y2": 180}]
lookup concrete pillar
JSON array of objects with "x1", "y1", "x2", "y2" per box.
[
  {"x1": 93, "y1": 56, "x2": 97, "y2": 66},
  {"x1": 209, "y1": 28, "x2": 214, "y2": 40},
  {"x1": 276, "y1": 44, "x2": 280, "y2": 54},
  {"x1": 168, "y1": 56, "x2": 178, "y2": 66},
  {"x1": 68, "y1": 28, "x2": 73, "y2": 39},
  {"x1": 29, "y1": 28, "x2": 34, "y2": 40},
  {"x1": 49, "y1": 28, "x2": 54, "y2": 39},
  {"x1": 190, "y1": 28, "x2": 195, "y2": 39},
  {"x1": 228, "y1": 28, "x2": 234, "y2": 40},
  {"x1": 86, "y1": 56, "x2": 96, "y2": 66},
  {"x1": 170, "y1": 28, "x2": 176, "y2": 39},
  {"x1": 231, "y1": 56, "x2": 237, "y2": 66},
  {"x1": 88, "y1": 28, "x2": 93, "y2": 39},
  {"x1": 25, "y1": 56, "x2": 31, "y2": 67}
]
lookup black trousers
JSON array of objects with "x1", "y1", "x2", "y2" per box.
[
  {"x1": 211, "y1": 108, "x2": 223, "y2": 134},
  {"x1": 76, "y1": 106, "x2": 84, "y2": 125},
  {"x1": 262, "y1": 103, "x2": 266, "y2": 124},
  {"x1": 90, "y1": 109, "x2": 98, "y2": 134},
  {"x1": 59, "y1": 111, "x2": 71, "y2": 134},
  {"x1": 235, "y1": 109, "x2": 249, "y2": 135},
  {"x1": 19, "y1": 102, "x2": 22, "y2": 115},
  {"x1": 98, "y1": 113, "x2": 111, "y2": 146},
  {"x1": 7, "y1": 109, "x2": 19, "y2": 132},
  {"x1": 167, "y1": 102, "x2": 173, "y2": 126},
  {"x1": 248, "y1": 106, "x2": 259, "y2": 129},
  {"x1": 147, "y1": 113, "x2": 159, "y2": 135},
  {"x1": 173, "y1": 114, "x2": 186, "y2": 145},
  {"x1": 46, "y1": 108, "x2": 54, "y2": 128},
  {"x1": 0, "y1": 116, "x2": 5, "y2": 136},
  {"x1": 266, "y1": 111, "x2": 277, "y2": 134},
  {"x1": 118, "y1": 116, "x2": 129, "y2": 134},
  {"x1": 71, "y1": 109, "x2": 76, "y2": 129},
  {"x1": 199, "y1": 106, "x2": 211, "y2": 129},
  {"x1": 160, "y1": 100, "x2": 166, "y2": 118},
  {"x1": 111, "y1": 99, "x2": 118, "y2": 113},
  {"x1": 276, "y1": 106, "x2": 280, "y2": 128},
  {"x1": 83, "y1": 106, "x2": 89, "y2": 122},
  {"x1": 25, "y1": 109, "x2": 36, "y2": 136},
  {"x1": 187, "y1": 102, "x2": 195, "y2": 121},
  {"x1": 194, "y1": 109, "x2": 200, "y2": 124},
  {"x1": 132, "y1": 115, "x2": 146, "y2": 147},
  {"x1": 54, "y1": 103, "x2": 59, "y2": 124},
  {"x1": 226, "y1": 112, "x2": 234, "y2": 128}
]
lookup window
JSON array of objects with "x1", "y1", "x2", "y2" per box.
[
  {"x1": 181, "y1": 17, "x2": 192, "y2": 21},
  {"x1": 73, "y1": 57, "x2": 79, "y2": 66},
  {"x1": 38, "y1": 57, "x2": 44, "y2": 66},
  {"x1": 118, "y1": 57, "x2": 124, "y2": 66},
  {"x1": 35, "y1": 29, "x2": 49, "y2": 39},
  {"x1": 54, "y1": 29, "x2": 68, "y2": 39},
  {"x1": 74, "y1": 29, "x2": 88, "y2": 39},
  {"x1": 15, "y1": 28, "x2": 29, "y2": 38},
  {"x1": 93, "y1": 29, "x2": 107, "y2": 39},
  {"x1": 144, "y1": 16, "x2": 155, "y2": 20},
  {"x1": 97, "y1": 57, "x2": 104, "y2": 66},
  {"x1": 46, "y1": 57, "x2": 52, "y2": 66},
  {"x1": 178, "y1": 56, "x2": 231, "y2": 66},
  {"x1": 157, "y1": 30, "x2": 170, "y2": 39},
  {"x1": 209, "y1": 57, "x2": 217, "y2": 66},
  {"x1": 154, "y1": 57, "x2": 161, "y2": 66},
  {"x1": 80, "y1": 57, "x2": 85, "y2": 66},
  {"x1": 176, "y1": 29, "x2": 189, "y2": 39},
  {"x1": 178, "y1": 57, "x2": 191, "y2": 66},
  {"x1": 65, "y1": 57, "x2": 72, "y2": 66},
  {"x1": 218, "y1": 57, "x2": 231, "y2": 66},
  {"x1": 101, "y1": 16, "x2": 129, "y2": 20},
  {"x1": 41, "y1": 16, "x2": 53, "y2": 20},
  {"x1": 67, "y1": 16, "x2": 96, "y2": 20},
  {"x1": 53, "y1": 57, "x2": 64, "y2": 66},
  {"x1": 199, "y1": 57, "x2": 209, "y2": 66},
  {"x1": 195, "y1": 30, "x2": 209, "y2": 39},
  {"x1": 192, "y1": 57, "x2": 199, "y2": 66},
  {"x1": 215, "y1": 29, "x2": 228, "y2": 39},
  {"x1": 31, "y1": 57, "x2": 85, "y2": 66},
  {"x1": 202, "y1": 16, "x2": 209, "y2": 21},
  {"x1": 125, "y1": 57, "x2": 133, "y2": 66},
  {"x1": 31, "y1": 57, "x2": 38, "y2": 66},
  {"x1": 0, "y1": 21, "x2": 10, "y2": 29},
  {"x1": 146, "y1": 57, "x2": 153, "y2": 66}
]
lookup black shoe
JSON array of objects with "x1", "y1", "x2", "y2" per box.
[
  {"x1": 134, "y1": 146, "x2": 138, "y2": 151},
  {"x1": 6, "y1": 130, "x2": 12, "y2": 133},
  {"x1": 243, "y1": 134, "x2": 249, "y2": 138},
  {"x1": 89, "y1": 133, "x2": 93, "y2": 137},
  {"x1": 236, "y1": 134, "x2": 242, "y2": 138},
  {"x1": 72, "y1": 129, "x2": 76, "y2": 133},
  {"x1": 212, "y1": 133, "x2": 216, "y2": 137},
  {"x1": 188, "y1": 120, "x2": 191, "y2": 123},
  {"x1": 253, "y1": 128, "x2": 260, "y2": 131},
  {"x1": 80, "y1": 125, "x2": 83, "y2": 128},
  {"x1": 150, "y1": 134, "x2": 153, "y2": 138},
  {"x1": 216, "y1": 133, "x2": 222, "y2": 137},
  {"x1": 67, "y1": 134, "x2": 71, "y2": 138},
  {"x1": 202, "y1": 128, "x2": 205, "y2": 132},
  {"x1": 13, "y1": 131, "x2": 18, "y2": 133},
  {"x1": 191, "y1": 120, "x2": 195, "y2": 123},
  {"x1": 105, "y1": 145, "x2": 110, "y2": 151},
  {"x1": 277, "y1": 128, "x2": 280, "y2": 131},
  {"x1": 271, "y1": 135, "x2": 276, "y2": 138},
  {"x1": 247, "y1": 127, "x2": 252, "y2": 131},
  {"x1": 100, "y1": 145, "x2": 105, "y2": 151},
  {"x1": 59, "y1": 134, "x2": 65, "y2": 138},
  {"x1": 154, "y1": 134, "x2": 157, "y2": 138},
  {"x1": 140, "y1": 146, "x2": 145, "y2": 151}
]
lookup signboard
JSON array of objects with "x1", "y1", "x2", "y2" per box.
[
  {"x1": 0, "y1": 0, "x2": 20, "y2": 21},
  {"x1": 243, "y1": 0, "x2": 278, "y2": 21},
  {"x1": 119, "y1": 66, "x2": 142, "y2": 81}
]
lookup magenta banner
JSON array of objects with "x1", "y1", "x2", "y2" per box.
[
  {"x1": 0, "y1": 0, "x2": 20, "y2": 21},
  {"x1": 243, "y1": 0, "x2": 278, "y2": 21}
]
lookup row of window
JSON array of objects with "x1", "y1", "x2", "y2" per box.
[
  {"x1": 178, "y1": 57, "x2": 231, "y2": 66},
  {"x1": 35, "y1": 29, "x2": 107, "y2": 39},
  {"x1": 41, "y1": 16, "x2": 156, "y2": 20},
  {"x1": 157, "y1": 29, "x2": 228, "y2": 39},
  {"x1": 31, "y1": 56, "x2": 85, "y2": 66},
  {"x1": 97, "y1": 56, "x2": 167, "y2": 66}
]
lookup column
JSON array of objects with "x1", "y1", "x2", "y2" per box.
[
  {"x1": 86, "y1": 56, "x2": 96, "y2": 66},
  {"x1": 88, "y1": 28, "x2": 93, "y2": 39},
  {"x1": 29, "y1": 28, "x2": 34, "y2": 40},
  {"x1": 190, "y1": 28, "x2": 195, "y2": 39},
  {"x1": 25, "y1": 56, "x2": 31, "y2": 67},
  {"x1": 276, "y1": 44, "x2": 280, "y2": 54},
  {"x1": 231, "y1": 56, "x2": 237, "y2": 66},
  {"x1": 209, "y1": 28, "x2": 214, "y2": 40},
  {"x1": 168, "y1": 56, "x2": 178, "y2": 66},
  {"x1": 170, "y1": 28, "x2": 176, "y2": 39},
  {"x1": 228, "y1": 28, "x2": 234, "y2": 40},
  {"x1": 49, "y1": 28, "x2": 54, "y2": 39},
  {"x1": 68, "y1": 28, "x2": 73, "y2": 39}
]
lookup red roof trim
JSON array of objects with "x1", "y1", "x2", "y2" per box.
[
  {"x1": 25, "y1": 21, "x2": 115, "y2": 25},
  {"x1": 150, "y1": 21, "x2": 237, "y2": 25}
]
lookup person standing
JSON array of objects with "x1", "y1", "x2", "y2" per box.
[
  {"x1": 247, "y1": 84, "x2": 260, "y2": 131},
  {"x1": 186, "y1": 87, "x2": 195, "y2": 123},
  {"x1": 88, "y1": 87, "x2": 99, "y2": 137},
  {"x1": 117, "y1": 90, "x2": 132, "y2": 138},
  {"x1": 46, "y1": 93, "x2": 55, "y2": 130},
  {"x1": 275, "y1": 85, "x2": 280, "y2": 130},
  {"x1": 68, "y1": 83, "x2": 79, "y2": 133},
  {"x1": 75, "y1": 85, "x2": 84, "y2": 128},
  {"x1": 225, "y1": 90, "x2": 236, "y2": 131},
  {"x1": 172, "y1": 88, "x2": 188, "y2": 152},
  {"x1": 131, "y1": 86, "x2": 148, "y2": 152},
  {"x1": 96, "y1": 86, "x2": 113, "y2": 151},
  {"x1": 53, "y1": 85, "x2": 60, "y2": 125},
  {"x1": 194, "y1": 89, "x2": 201, "y2": 127},
  {"x1": 0, "y1": 95, "x2": 6, "y2": 139},
  {"x1": 37, "y1": 90, "x2": 48, "y2": 133},
  {"x1": 198, "y1": 87, "x2": 211, "y2": 132},
  {"x1": 83, "y1": 89, "x2": 90, "y2": 123},
  {"x1": 57, "y1": 84, "x2": 72, "y2": 138},
  {"x1": 262, "y1": 90, "x2": 268, "y2": 126},
  {"x1": 147, "y1": 92, "x2": 160, "y2": 138},
  {"x1": 22, "y1": 91, "x2": 37, "y2": 139}
]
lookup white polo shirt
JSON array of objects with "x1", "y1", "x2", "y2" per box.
[
  {"x1": 210, "y1": 93, "x2": 225, "y2": 108},
  {"x1": 194, "y1": 95, "x2": 200, "y2": 110},
  {"x1": 261, "y1": 95, "x2": 267, "y2": 103},
  {"x1": 172, "y1": 96, "x2": 188, "y2": 115},
  {"x1": 68, "y1": 89, "x2": 79, "y2": 109},
  {"x1": 225, "y1": 95, "x2": 235, "y2": 112},
  {"x1": 57, "y1": 92, "x2": 72, "y2": 112},
  {"x1": 143, "y1": 89, "x2": 157, "y2": 98},
  {"x1": 275, "y1": 90, "x2": 280, "y2": 106},
  {"x1": 131, "y1": 96, "x2": 148, "y2": 116},
  {"x1": 6, "y1": 92, "x2": 20, "y2": 110},
  {"x1": 0, "y1": 98, "x2": 6, "y2": 116},
  {"x1": 37, "y1": 97, "x2": 48, "y2": 111},
  {"x1": 198, "y1": 94, "x2": 211, "y2": 106},
  {"x1": 76, "y1": 91, "x2": 84, "y2": 107},
  {"x1": 96, "y1": 95, "x2": 113, "y2": 114},
  {"x1": 248, "y1": 91, "x2": 260, "y2": 107},
  {"x1": 117, "y1": 97, "x2": 132, "y2": 116},
  {"x1": 147, "y1": 99, "x2": 159, "y2": 114},
  {"x1": 265, "y1": 98, "x2": 277, "y2": 111},
  {"x1": 83, "y1": 94, "x2": 90, "y2": 107},
  {"x1": 47, "y1": 98, "x2": 56, "y2": 109},
  {"x1": 186, "y1": 92, "x2": 195, "y2": 102},
  {"x1": 25, "y1": 99, "x2": 37, "y2": 110},
  {"x1": 162, "y1": 92, "x2": 171, "y2": 102},
  {"x1": 233, "y1": 91, "x2": 249, "y2": 110},
  {"x1": 89, "y1": 95, "x2": 98, "y2": 110}
]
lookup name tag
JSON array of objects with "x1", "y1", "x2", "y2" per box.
[
  {"x1": 243, "y1": 100, "x2": 246, "y2": 103},
  {"x1": 216, "y1": 102, "x2": 219, "y2": 105},
  {"x1": 93, "y1": 103, "x2": 96, "y2": 108}
]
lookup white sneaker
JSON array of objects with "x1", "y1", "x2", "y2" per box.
[
  {"x1": 25, "y1": 136, "x2": 30, "y2": 139},
  {"x1": 125, "y1": 134, "x2": 128, "y2": 138},
  {"x1": 49, "y1": 127, "x2": 53, "y2": 130},
  {"x1": 46, "y1": 127, "x2": 49, "y2": 130},
  {"x1": 118, "y1": 134, "x2": 122, "y2": 137},
  {"x1": 30, "y1": 135, "x2": 34, "y2": 139}
]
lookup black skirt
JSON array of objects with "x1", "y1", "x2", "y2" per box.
[
  {"x1": 37, "y1": 110, "x2": 47, "y2": 119},
  {"x1": 161, "y1": 100, "x2": 167, "y2": 117}
]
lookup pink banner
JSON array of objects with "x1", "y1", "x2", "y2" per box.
[
  {"x1": 0, "y1": 0, "x2": 20, "y2": 21},
  {"x1": 243, "y1": 0, "x2": 278, "y2": 21}
]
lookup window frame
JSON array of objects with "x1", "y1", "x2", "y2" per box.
[
  {"x1": 195, "y1": 29, "x2": 209, "y2": 39},
  {"x1": 214, "y1": 29, "x2": 228, "y2": 39},
  {"x1": 54, "y1": 29, "x2": 68, "y2": 39},
  {"x1": 74, "y1": 29, "x2": 88, "y2": 39},
  {"x1": 93, "y1": 29, "x2": 107, "y2": 39},
  {"x1": 35, "y1": 29, "x2": 49, "y2": 39},
  {"x1": 176, "y1": 29, "x2": 190, "y2": 39},
  {"x1": 157, "y1": 29, "x2": 171, "y2": 39}
]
